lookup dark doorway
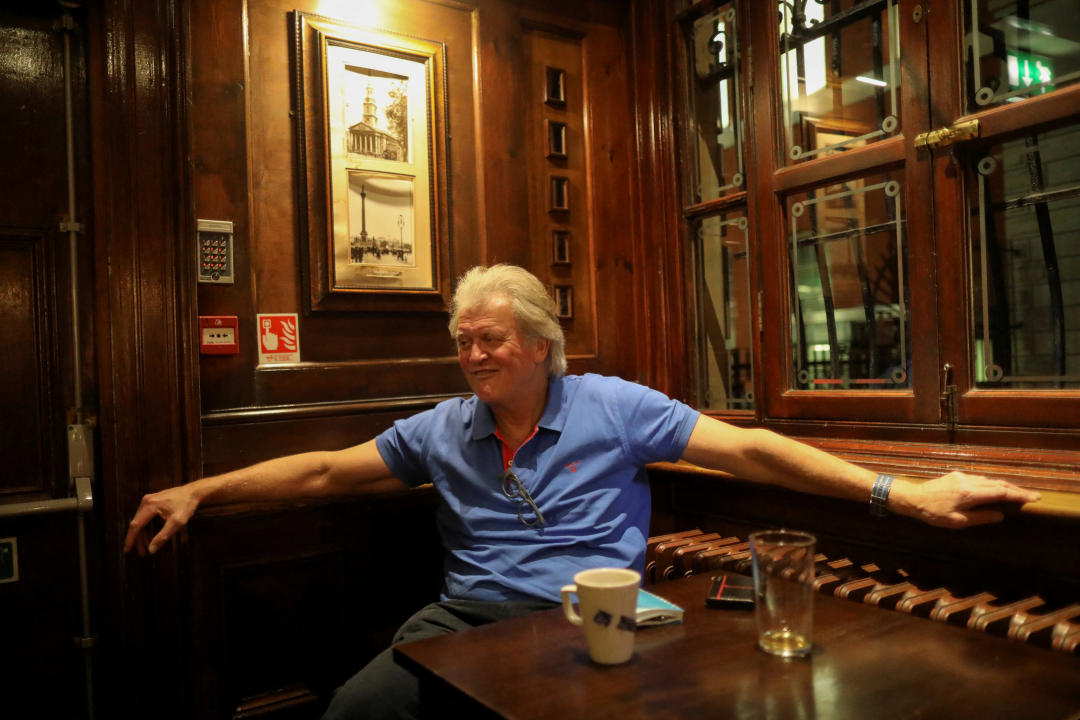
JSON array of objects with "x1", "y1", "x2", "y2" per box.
[{"x1": 0, "y1": 1, "x2": 99, "y2": 717}]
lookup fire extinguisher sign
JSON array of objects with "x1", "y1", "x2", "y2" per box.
[{"x1": 256, "y1": 313, "x2": 301, "y2": 365}]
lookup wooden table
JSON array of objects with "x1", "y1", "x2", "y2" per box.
[{"x1": 394, "y1": 574, "x2": 1080, "y2": 719}]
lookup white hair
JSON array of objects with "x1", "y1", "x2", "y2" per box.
[{"x1": 448, "y1": 264, "x2": 567, "y2": 378}]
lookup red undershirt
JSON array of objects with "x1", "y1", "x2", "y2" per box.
[{"x1": 493, "y1": 425, "x2": 539, "y2": 471}]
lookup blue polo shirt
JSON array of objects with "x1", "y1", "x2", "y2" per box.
[{"x1": 375, "y1": 373, "x2": 701, "y2": 603}]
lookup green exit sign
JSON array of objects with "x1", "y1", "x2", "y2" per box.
[
  {"x1": 0, "y1": 537, "x2": 18, "y2": 583},
  {"x1": 1007, "y1": 50, "x2": 1054, "y2": 93}
]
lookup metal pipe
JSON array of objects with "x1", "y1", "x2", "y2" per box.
[
  {"x1": 1016, "y1": 6, "x2": 1066, "y2": 383},
  {"x1": 806, "y1": 191, "x2": 841, "y2": 380},
  {"x1": 790, "y1": 222, "x2": 809, "y2": 382},
  {"x1": 0, "y1": 496, "x2": 79, "y2": 518},
  {"x1": 1025, "y1": 141, "x2": 1066, "y2": 381},
  {"x1": 75, "y1": 477, "x2": 95, "y2": 720},
  {"x1": 793, "y1": 218, "x2": 905, "y2": 247},
  {"x1": 851, "y1": 227, "x2": 878, "y2": 379},
  {"x1": 0, "y1": 480, "x2": 95, "y2": 720},
  {"x1": 61, "y1": 9, "x2": 84, "y2": 426},
  {"x1": 994, "y1": 184, "x2": 1080, "y2": 212},
  {"x1": 57, "y1": 6, "x2": 96, "y2": 718},
  {"x1": 780, "y1": 0, "x2": 888, "y2": 45}
]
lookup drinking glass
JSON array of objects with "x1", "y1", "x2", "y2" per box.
[{"x1": 749, "y1": 529, "x2": 816, "y2": 658}]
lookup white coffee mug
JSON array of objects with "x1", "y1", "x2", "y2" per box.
[{"x1": 561, "y1": 567, "x2": 640, "y2": 664}]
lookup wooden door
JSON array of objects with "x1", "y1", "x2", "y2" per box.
[{"x1": 0, "y1": 2, "x2": 98, "y2": 717}]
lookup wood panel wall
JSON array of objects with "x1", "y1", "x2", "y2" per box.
[
  {"x1": 39, "y1": 1, "x2": 1080, "y2": 717},
  {"x1": 193, "y1": 0, "x2": 658, "y2": 466},
  {"x1": 63, "y1": 0, "x2": 680, "y2": 715},
  {"x1": 166, "y1": 0, "x2": 675, "y2": 717}
]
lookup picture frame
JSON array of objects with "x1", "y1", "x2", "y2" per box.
[{"x1": 292, "y1": 12, "x2": 450, "y2": 312}]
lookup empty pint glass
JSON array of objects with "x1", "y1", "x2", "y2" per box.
[{"x1": 749, "y1": 529, "x2": 816, "y2": 658}]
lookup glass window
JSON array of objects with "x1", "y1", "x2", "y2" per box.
[
  {"x1": 964, "y1": 0, "x2": 1080, "y2": 111},
  {"x1": 787, "y1": 172, "x2": 909, "y2": 390},
  {"x1": 779, "y1": 0, "x2": 901, "y2": 164},
  {"x1": 692, "y1": 208, "x2": 754, "y2": 410},
  {"x1": 969, "y1": 122, "x2": 1080, "y2": 388},
  {"x1": 673, "y1": 0, "x2": 1080, "y2": 441},
  {"x1": 683, "y1": 3, "x2": 744, "y2": 203}
]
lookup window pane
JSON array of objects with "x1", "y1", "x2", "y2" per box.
[
  {"x1": 778, "y1": 0, "x2": 901, "y2": 164},
  {"x1": 693, "y1": 208, "x2": 754, "y2": 410},
  {"x1": 964, "y1": 0, "x2": 1080, "y2": 111},
  {"x1": 787, "y1": 172, "x2": 909, "y2": 390},
  {"x1": 970, "y1": 123, "x2": 1080, "y2": 388},
  {"x1": 683, "y1": 3, "x2": 744, "y2": 202}
]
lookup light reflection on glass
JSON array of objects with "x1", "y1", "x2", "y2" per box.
[
  {"x1": 965, "y1": 1, "x2": 1080, "y2": 110},
  {"x1": 969, "y1": 123, "x2": 1080, "y2": 388},
  {"x1": 694, "y1": 209, "x2": 754, "y2": 410},
  {"x1": 778, "y1": 0, "x2": 901, "y2": 164},
  {"x1": 787, "y1": 173, "x2": 909, "y2": 390},
  {"x1": 684, "y1": 3, "x2": 744, "y2": 202}
]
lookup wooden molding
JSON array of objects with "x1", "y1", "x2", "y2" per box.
[
  {"x1": 651, "y1": 430, "x2": 1080, "y2": 518},
  {"x1": 233, "y1": 686, "x2": 320, "y2": 720}
]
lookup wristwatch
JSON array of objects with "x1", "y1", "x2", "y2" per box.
[{"x1": 869, "y1": 473, "x2": 894, "y2": 517}]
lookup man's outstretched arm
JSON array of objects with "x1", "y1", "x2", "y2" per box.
[
  {"x1": 124, "y1": 439, "x2": 405, "y2": 555},
  {"x1": 680, "y1": 415, "x2": 1041, "y2": 528}
]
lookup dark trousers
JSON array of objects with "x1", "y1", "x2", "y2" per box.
[{"x1": 321, "y1": 598, "x2": 557, "y2": 720}]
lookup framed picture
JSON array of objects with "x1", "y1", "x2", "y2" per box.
[{"x1": 292, "y1": 12, "x2": 450, "y2": 312}]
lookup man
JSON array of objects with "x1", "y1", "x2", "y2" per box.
[{"x1": 125, "y1": 264, "x2": 1039, "y2": 719}]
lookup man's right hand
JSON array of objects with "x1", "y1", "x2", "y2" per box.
[
  {"x1": 122, "y1": 441, "x2": 402, "y2": 557},
  {"x1": 123, "y1": 484, "x2": 202, "y2": 556}
]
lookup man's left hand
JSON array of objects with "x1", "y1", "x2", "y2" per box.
[{"x1": 892, "y1": 472, "x2": 1041, "y2": 528}]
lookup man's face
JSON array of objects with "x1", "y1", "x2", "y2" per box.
[{"x1": 455, "y1": 295, "x2": 550, "y2": 411}]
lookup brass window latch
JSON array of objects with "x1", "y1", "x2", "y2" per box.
[
  {"x1": 940, "y1": 363, "x2": 958, "y2": 431},
  {"x1": 914, "y1": 119, "x2": 980, "y2": 150}
]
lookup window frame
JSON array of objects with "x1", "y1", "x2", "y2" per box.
[
  {"x1": 929, "y1": 4, "x2": 1080, "y2": 430},
  {"x1": 749, "y1": 0, "x2": 940, "y2": 425},
  {"x1": 675, "y1": 0, "x2": 759, "y2": 417},
  {"x1": 672, "y1": 0, "x2": 1080, "y2": 452}
]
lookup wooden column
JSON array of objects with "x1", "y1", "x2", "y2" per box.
[
  {"x1": 90, "y1": 0, "x2": 200, "y2": 715},
  {"x1": 628, "y1": 0, "x2": 689, "y2": 400}
]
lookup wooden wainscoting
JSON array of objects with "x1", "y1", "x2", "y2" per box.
[{"x1": 185, "y1": 489, "x2": 442, "y2": 720}]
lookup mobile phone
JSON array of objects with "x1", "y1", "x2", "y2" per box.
[{"x1": 705, "y1": 571, "x2": 755, "y2": 609}]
